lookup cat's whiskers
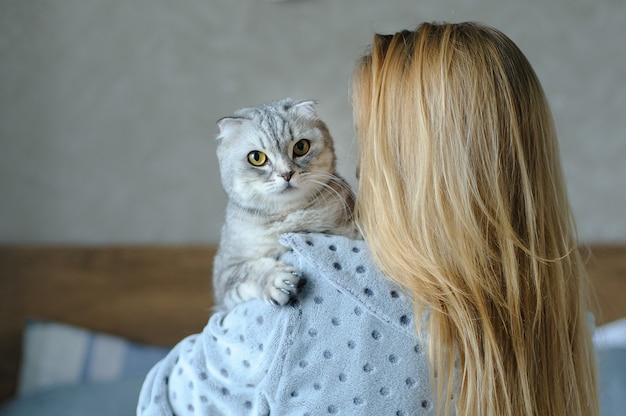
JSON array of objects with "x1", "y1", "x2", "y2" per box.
[{"x1": 304, "y1": 171, "x2": 355, "y2": 220}]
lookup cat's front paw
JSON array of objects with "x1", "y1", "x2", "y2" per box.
[{"x1": 264, "y1": 267, "x2": 304, "y2": 306}]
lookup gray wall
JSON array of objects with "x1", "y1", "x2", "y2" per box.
[{"x1": 1, "y1": 0, "x2": 625, "y2": 244}]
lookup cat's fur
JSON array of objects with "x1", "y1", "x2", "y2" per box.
[{"x1": 213, "y1": 98, "x2": 358, "y2": 310}]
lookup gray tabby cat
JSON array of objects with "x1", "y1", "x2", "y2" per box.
[{"x1": 213, "y1": 98, "x2": 358, "y2": 311}]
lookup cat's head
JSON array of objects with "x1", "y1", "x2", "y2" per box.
[{"x1": 216, "y1": 98, "x2": 337, "y2": 212}]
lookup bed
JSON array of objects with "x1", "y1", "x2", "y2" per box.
[{"x1": 0, "y1": 244, "x2": 624, "y2": 415}]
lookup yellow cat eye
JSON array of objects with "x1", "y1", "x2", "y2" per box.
[
  {"x1": 293, "y1": 139, "x2": 310, "y2": 157},
  {"x1": 247, "y1": 151, "x2": 267, "y2": 166}
]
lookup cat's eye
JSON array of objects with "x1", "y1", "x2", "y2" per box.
[
  {"x1": 247, "y1": 151, "x2": 267, "y2": 166},
  {"x1": 293, "y1": 139, "x2": 310, "y2": 157}
]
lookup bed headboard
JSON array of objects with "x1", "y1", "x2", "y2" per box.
[{"x1": 1, "y1": 244, "x2": 625, "y2": 403}]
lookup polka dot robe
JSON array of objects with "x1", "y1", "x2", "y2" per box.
[{"x1": 137, "y1": 233, "x2": 435, "y2": 415}]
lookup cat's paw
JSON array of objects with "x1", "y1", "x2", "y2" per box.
[{"x1": 264, "y1": 267, "x2": 304, "y2": 306}]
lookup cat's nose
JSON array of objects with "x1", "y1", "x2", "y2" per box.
[{"x1": 280, "y1": 170, "x2": 295, "y2": 182}]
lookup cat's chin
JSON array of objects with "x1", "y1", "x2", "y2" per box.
[
  {"x1": 279, "y1": 183, "x2": 297, "y2": 193},
  {"x1": 274, "y1": 186, "x2": 304, "y2": 201},
  {"x1": 263, "y1": 186, "x2": 309, "y2": 208},
  {"x1": 273, "y1": 180, "x2": 303, "y2": 196}
]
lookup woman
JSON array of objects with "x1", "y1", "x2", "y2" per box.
[{"x1": 137, "y1": 22, "x2": 598, "y2": 416}]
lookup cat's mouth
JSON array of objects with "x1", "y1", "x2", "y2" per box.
[
  {"x1": 277, "y1": 181, "x2": 303, "y2": 197},
  {"x1": 281, "y1": 183, "x2": 296, "y2": 192}
]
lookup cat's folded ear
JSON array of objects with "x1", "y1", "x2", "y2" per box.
[
  {"x1": 290, "y1": 99, "x2": 319, "y2": 118},
  {"x1": 216, "y1": 117, "x2": 245, "y2": 139}
]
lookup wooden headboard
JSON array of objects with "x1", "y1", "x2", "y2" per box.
[{"x1": 1, "y1": 244, "x2": 625, "y2": 403}]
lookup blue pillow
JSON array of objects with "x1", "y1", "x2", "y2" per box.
[
  {"x1": 17, "y1": 320, "x2": 170, "y2": 395},
  {"x1": 597, "y1": 347, "x2": 626, "y2": 416},
  {"x1": 0, "y1": 320, "x2": 170, "y2": 416}
]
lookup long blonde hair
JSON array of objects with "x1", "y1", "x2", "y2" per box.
[{"x1": 353, "y1": 22, "x2": 598, "y2": 416}]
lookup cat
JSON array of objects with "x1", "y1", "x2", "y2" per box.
[{"x1": 213, "y1": 98, "x2": 358, "y2": 311}]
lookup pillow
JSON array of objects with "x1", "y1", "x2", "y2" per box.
[
  {"x1": 593, "y1": 317, "x2": 626, "y2": 416},
  {"x1": 17, "y1": 320, "x2": 170, "y2": 395},
  {"x1": 594, "y1": 317, "x2": 626, "y2": 350}
]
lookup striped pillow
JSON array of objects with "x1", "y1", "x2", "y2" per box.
[{"x1": 18, "y1": 320, "x2": 170, "y2": 396}]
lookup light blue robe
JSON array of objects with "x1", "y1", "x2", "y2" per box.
[{"x1": 137, "y1": 232, "x2": 435, "y2": 415}]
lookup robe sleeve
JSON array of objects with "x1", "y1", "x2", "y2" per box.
[{"x1": 137, "y1": 299, "x2": 291, "y2": 416}]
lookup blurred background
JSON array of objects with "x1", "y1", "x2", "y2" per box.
[{"x1": 1, "y1": 0, "x2": 625, "y2": 245}]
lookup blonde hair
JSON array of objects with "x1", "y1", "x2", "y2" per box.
[{"x1": 353, "y1": 22, "x2": 598, "y2": 416}]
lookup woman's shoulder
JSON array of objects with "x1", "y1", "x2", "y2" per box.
[
  {"x1": 272, "y1": 233, "x2": 433, "y2": 415},
  {"x1": 280, "y1": 232, "x2": 417, "y2": 338}
]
